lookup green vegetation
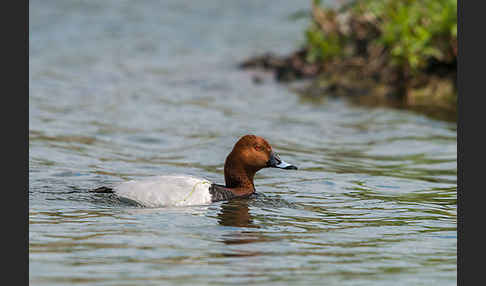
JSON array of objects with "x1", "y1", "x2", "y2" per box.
[
  {"x1": 306, "y1": 0, "x2": 456, "y2": 71},
  {"x1": 304, "y1": 0, "x2": 457, "y2": 114},
  {"x1": 241, "y1": 0, "x2": 457, "y2": 119},
  {"x1": 363, "y1": 0, "x2": 457, "y2": 72}
]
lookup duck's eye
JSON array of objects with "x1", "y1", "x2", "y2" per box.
[{"x1": 254, "y1": 144, "x2": 263, "y2": 151}]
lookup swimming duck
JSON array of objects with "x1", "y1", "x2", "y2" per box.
[{"x1": 92, "y1": 135, "x2": 297, "y2": 207}]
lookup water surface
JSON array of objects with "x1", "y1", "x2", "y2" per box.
[{"x1": 29, "y1": 1, "x2": 457, "y2": 285}]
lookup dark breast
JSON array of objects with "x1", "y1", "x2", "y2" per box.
[{"x1": 209, "y1": 184, "x2": 237, "y2": 202}]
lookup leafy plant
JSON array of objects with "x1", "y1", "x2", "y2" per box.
[
  {"x1": 305, "y1": 22, "x2": 343, "y2": 62},
  {"x1": 364, "y1": 0, "x2": 457, "y2": 72},
  {"x1": 305, "y1": 0, "x2": 457, "y2": 73}
]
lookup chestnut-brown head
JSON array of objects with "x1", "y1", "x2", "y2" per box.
[{"x1": 224, "y1": 135, "x2": 297, "y2": 189}]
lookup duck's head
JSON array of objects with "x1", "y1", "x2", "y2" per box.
[{"x1": 224, "y1": 135, "x2": 297, "y2": 188}]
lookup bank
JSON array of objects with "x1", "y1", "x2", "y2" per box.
[{"x1": 240, "y1": 0, "x2": 457, "y2": 121}]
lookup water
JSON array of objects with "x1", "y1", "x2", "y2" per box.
[{"x1": 29, "y1": 1, "x2": 457, "y2": 285}]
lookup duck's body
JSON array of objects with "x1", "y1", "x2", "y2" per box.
[
  {"x1": 113, "y1": 175, "x2": 213, "y2": 207},
  {"x1": 93, "y1": 135, "x2": 297, "y2": 207},
  {"x1": 110, "y1": 175, "x2": 247, "y2": 207}
]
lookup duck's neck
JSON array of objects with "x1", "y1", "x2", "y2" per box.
[{"x1": 224, "y1": 153, "x2": 256, "y2": 196}]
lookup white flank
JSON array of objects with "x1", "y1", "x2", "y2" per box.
[{"x1": 113, "y1": 175, "x2": 213, "y2": 207}]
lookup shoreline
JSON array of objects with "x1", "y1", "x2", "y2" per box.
[{"x1": 239, "y1": 1, "x2": 457, "y2": 122}]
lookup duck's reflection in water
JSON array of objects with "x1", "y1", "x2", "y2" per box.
[
  {"x1": 216, "y1": 198, "x2": 272, "y2": 259},
  {"x1": 217, "y1": 198, "x2": 257, "y2": 229}
]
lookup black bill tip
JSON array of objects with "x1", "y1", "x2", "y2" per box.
[{"x1": 283, "y1": 165, "x2": 298, "y2": 170}]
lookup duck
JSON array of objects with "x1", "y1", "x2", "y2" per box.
[{"x1": 91, "y1": 135, "x2": 297, "y2": 207}]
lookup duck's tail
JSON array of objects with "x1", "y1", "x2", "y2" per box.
[{"x1": 90, "y1": 186, "x2": 114, "y2": 193}]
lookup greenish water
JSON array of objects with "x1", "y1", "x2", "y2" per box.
[{"x1": 29, "y1": 1, "x2": 456, "y2": 285}]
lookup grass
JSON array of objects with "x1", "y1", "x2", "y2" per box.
[{"x1": 302, "y1": 0, "x2": 457, "y2": 112}]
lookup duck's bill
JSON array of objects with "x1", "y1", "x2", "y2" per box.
[
  {"x1": 267, "y1": 151, "x2": 298, "y2": 170},
  {"x1": 275, "y1": 160, "x2": 298, "y2": 170}
]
